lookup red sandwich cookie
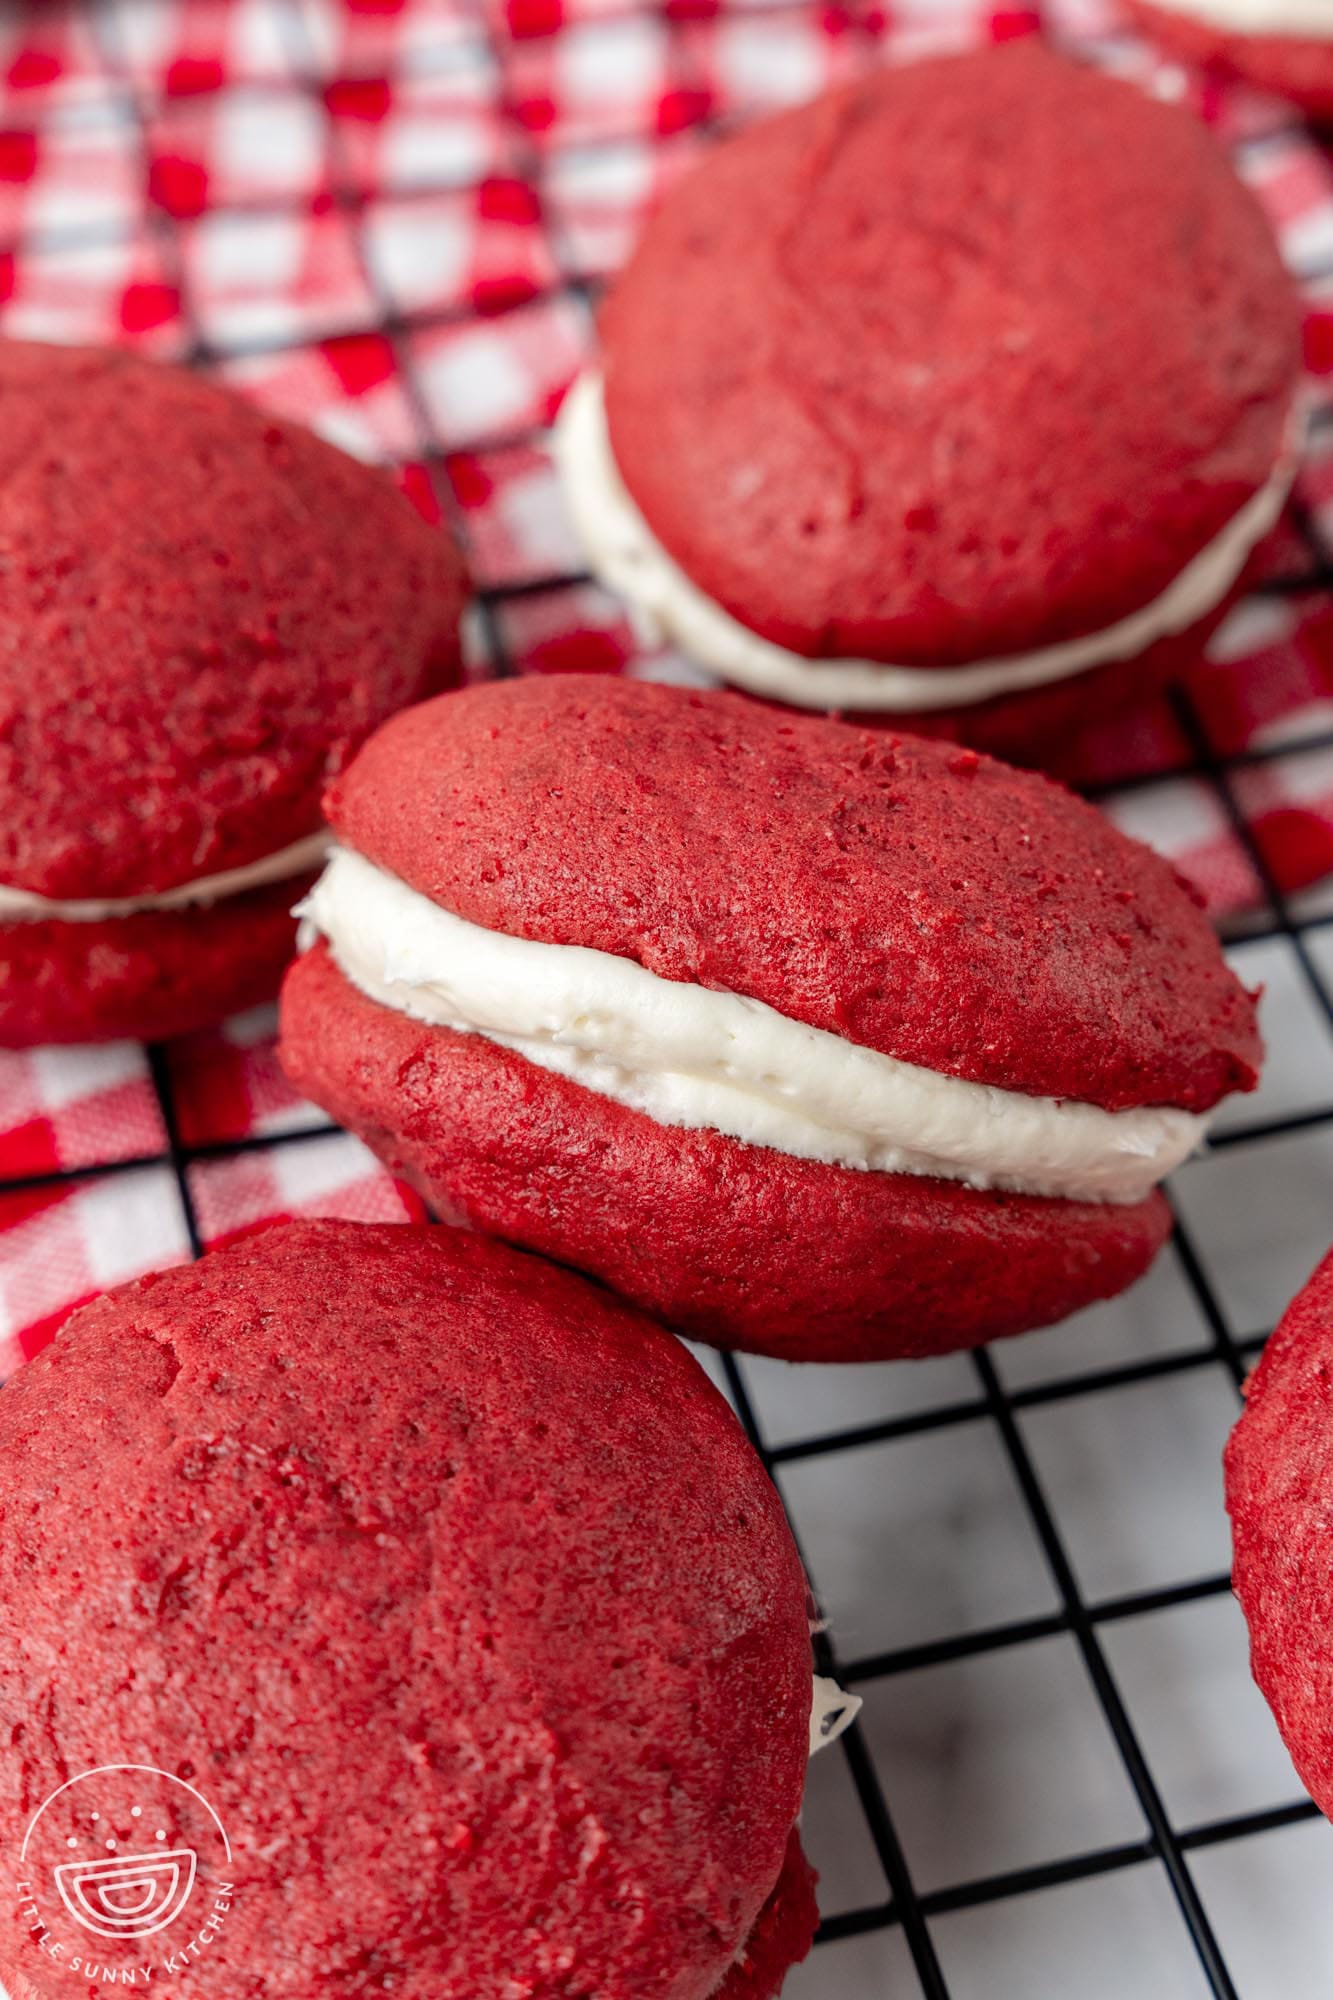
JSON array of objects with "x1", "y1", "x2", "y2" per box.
[
  {"x1": 0, "y1": 341, "x2": 466, "y2": 1047},
  {"x1": 1226, "y1": 1246, "x2": 1333, "y2": 1820},
  {"x1": 280, "y1": 675, "x2": 1262, "y2": 1363},
  {"x1": 556, "y1": 43, "x2": 1301, "y2": 766},
  {"x1": 0, "y1": 1220, "x2": 826, "y2": 2000},
  {"x1": 1128, "y1": 1, "x2": 1333, "y2": 122}
]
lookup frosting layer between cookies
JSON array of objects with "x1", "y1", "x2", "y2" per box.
[
  {"x1": 0, "y1": 832, "x2": 330, "y2": 924},
  {"x1": 299, "y1": 845, "x2": 1208, "y2": 1204},
  {"x1": 556, "y1": 372, "x2": 1298, "y2": 712}
]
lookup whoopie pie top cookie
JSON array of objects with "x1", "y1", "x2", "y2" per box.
[
  {"x1": 557, "y1": 42, "x2": 1300, "y2": 748},
  {"x1": 282, "y1": 676, "x2": 1261, "y2": 1361},
  {"x1": 1128, "y1": 0, "x2": 1333, "y2": 122},
  {"x1": 0, "y1": 341, "x2": 466, "y2": 1044},
  {"x1": 0, "y1": 1220, "x2": 819, "y2": 2000},
  {"x1": 1227, "y1": 1246, "x2": 1333, "y2": 1820}
]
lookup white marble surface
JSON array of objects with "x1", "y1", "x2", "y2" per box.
[
  {"x1": 853, "y1": 1636, "x2": 1146, "y2": 1891},
  {"x1": 776, "y1": 1420, "x2": 1059, "y2": 1659}
]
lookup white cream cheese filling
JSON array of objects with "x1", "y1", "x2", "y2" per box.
[
  {"x1": 555, "y1": 371, "x2": 1300, "y2": 714},
  {"x1": 810, "y1": 1675, "x2": 861, "y2": 1756},
  {"x1": 298, "y1": 845, "x2": 1210, "y2": 1206},
  {"x1": 0, "y1": 831, "x2": 331, "y2": 925},
  {"x1": 1152, "y1": 0, "x2": 1333, "y2": 32}
]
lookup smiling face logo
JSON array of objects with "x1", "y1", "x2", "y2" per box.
[
  {"x1": 53, "y1": 1844, "x2": 198, "y2": 1940},
  {"x1": 14, "y1": 1764, "x2": 235, "y2": 1981}
]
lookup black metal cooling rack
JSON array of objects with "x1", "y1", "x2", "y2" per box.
[{"x1": 3, "y1": 4, "x2": 1333, "y2": 1993}]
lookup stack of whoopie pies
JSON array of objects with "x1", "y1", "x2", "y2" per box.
[{"x1": 3, "y1": 31, "x2": 1321, "y2": 2000}]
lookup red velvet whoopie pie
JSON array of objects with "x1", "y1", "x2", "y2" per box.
[
  {"x1": 0, "y1": 341, "x2": 466, "y2": 1047},
  {"x1": 0, "y1": 1220, "x2": 818, "y2": 2000},
  {"x1": 1227, "y1": 1247, "x2": 1333, "y2": 1822},
  {"x1": 557, "y1": 41, "x2": 1301, "y2": 768},
  {"x1": 280, "y1": 675, "x2": 1262, "y2": 1363}
]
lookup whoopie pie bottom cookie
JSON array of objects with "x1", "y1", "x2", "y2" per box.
[
  {"x1": 774, "y1": 609, "x2": 1244, "y2": 778},
  {"x1": 280, "y1": 676, "x2": 1262, "y2": 1365},
  {"x1": 1226, "y1": 1247, "x2": 1333, "y2": 1819},
  {"x1": 0, "y1": 1220, "x2": 825, "y2": 2000},
  {"x1": 0, "y1": 869, "x2": 318, "y2": 1047}
]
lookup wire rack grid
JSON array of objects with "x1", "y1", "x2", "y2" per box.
[{"x1": 2, "y1": 0, "x2": 1333, "y2": 1995}]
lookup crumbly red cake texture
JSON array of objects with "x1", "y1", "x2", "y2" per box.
[
  {"x1": 0, "y1": 1221, "x2": 815, "y2": 2000},
  {"x1": 324, "y1": 677, "x2": 1261, "y2": 1115},
  {"x1": 1129, "y1": 2, "x2": 1333, "y2": 122},
  {"x1": 0, "y1": 340, "x2": 466, "y2": 1043},
  {"x1": 1226, "y1": 1247, "x2": 1333, "y2": 1819},
  {"x1": 599, "y1": 42, "x2": 1298, "y2": 670},
  {"x1": 281, "y1": 942, "x2": 1172, "y2": 1360}
]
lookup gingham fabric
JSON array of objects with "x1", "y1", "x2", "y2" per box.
[{"x1": 1, "y1": 0, "x2": 1332, "y2": 1370}]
